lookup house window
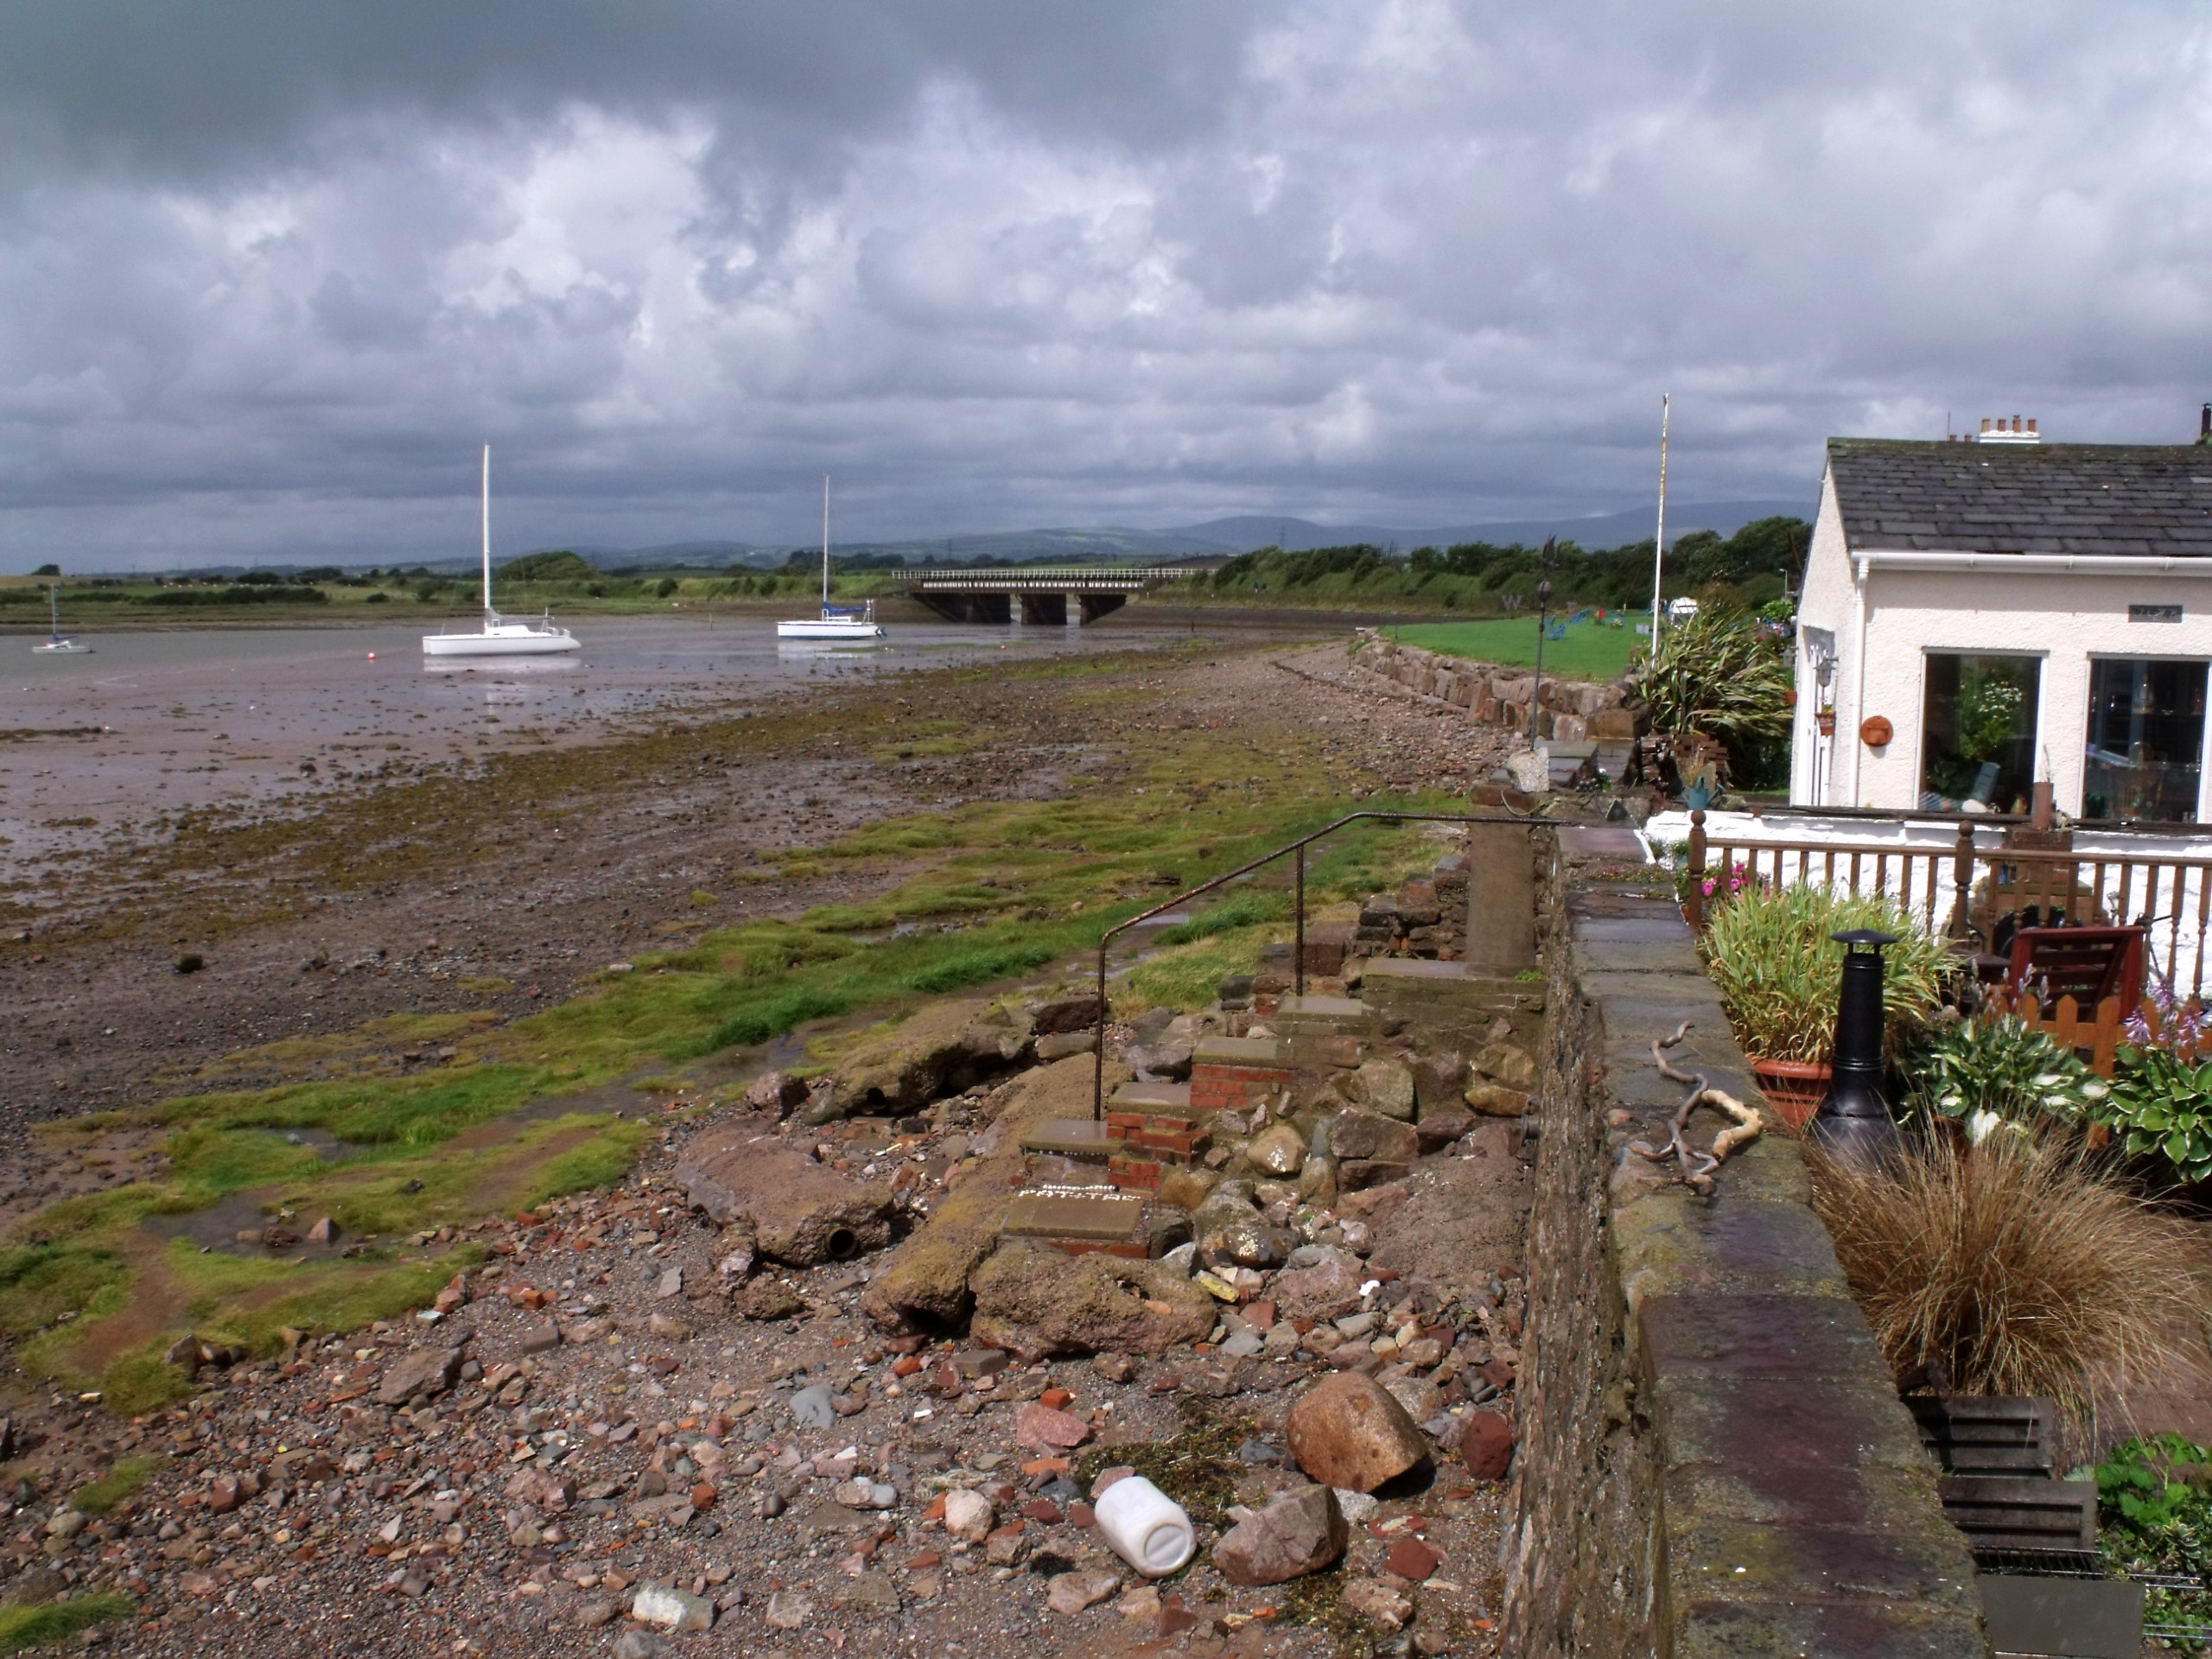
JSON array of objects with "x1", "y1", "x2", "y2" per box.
[
  {"x1": 1920, "y1": 652, "x2": 2041, "y2": 811},
  {"x1": 2082, "y1": 658, "x2": 2208, "y2": 822}
]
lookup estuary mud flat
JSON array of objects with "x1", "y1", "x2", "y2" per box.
[{"x1": 0, "y1": 636, "x2": 1501, "y2": 1173}]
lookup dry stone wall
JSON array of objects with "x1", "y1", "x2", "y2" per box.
[
  {"x1": 1354, "y1": 635, "x2": 1639, "y2": 744},
  {"x1": 1504, "y1": 824, "x2": 1988, "y2": 1658}
]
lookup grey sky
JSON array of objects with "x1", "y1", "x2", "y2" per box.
[{"x1": 2, "y1": 2, "x2": 2207, "y2": 570}]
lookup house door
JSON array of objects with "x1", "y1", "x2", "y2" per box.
[{"x1": 2082, "y1": 658, "x2": 2209, "y2": 822}]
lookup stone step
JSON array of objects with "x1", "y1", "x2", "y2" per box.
[
  {"x1": 1018, "y1": 1118, "x2": 1115, "y2": 1160},
  {"x1": 1271, "y1": 993, "x2": 1374, "y2": 1037},
  {"x1": 999, "y1": 1189, "x2": 1181, "y2": 1257},
  {"x1": 1360, "y1": 957, "x2": 1544, "y2": 1008},
  {"x1": 1109, "y1": 1081, "x2": 1193, "y2": 1115}
]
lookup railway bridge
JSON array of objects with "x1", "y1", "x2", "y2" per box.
[{"x1": 905, "y1": 564, "x2": 1208, "y2": 625}]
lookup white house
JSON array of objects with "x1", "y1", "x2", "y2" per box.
[{"x1": 1792, "y1": 426, "x2": 2212, "y2": 822}]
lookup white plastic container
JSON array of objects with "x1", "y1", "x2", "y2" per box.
[{"x1": 1091, "y1": 1474, "x2": 1196, "y2": 1577}]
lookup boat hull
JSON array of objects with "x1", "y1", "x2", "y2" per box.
[
  {"x1": 776, "y1": 619, "x2": 884, "y2": 639},
  {"x1": 422, "y1": 627, "x2": 580, "y2": 657}
]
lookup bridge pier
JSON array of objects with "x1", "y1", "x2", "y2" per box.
[
  {"x1": 913, "y1": 592, "x2": 1012, "y2": 625},
  {"x1": 1078, "y1": 593, "x2": 1126, "y2": 625},
  {"x1": 1020, "y1": 592, "x2": 1068, "y2": 626}
]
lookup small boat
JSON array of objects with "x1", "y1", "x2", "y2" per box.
[
  {"x1": 778, "y1": 477, "x2": 884, "y2": 640},
  {"x1": 423, "y1": 447, "x2": 581, "y2": 658},
  {"x1": 31, "y1": 584, "x2": 91, "y2": 655}
]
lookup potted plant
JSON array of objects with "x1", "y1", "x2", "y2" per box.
[
  {"x1": 1698, "y1": 884, "x2": 1953, "y2": 1128},
  {"x1": 1680, "y1": 753, "x2": 1719, "y2": 811}
]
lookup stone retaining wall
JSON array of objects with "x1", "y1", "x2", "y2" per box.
[
  {"x1": 1354, "y1": 635, "x2": 1638, "y2": 744},
  {"x1": 1503, "y1": 824, "x2": 1987, "y2": 1657}
]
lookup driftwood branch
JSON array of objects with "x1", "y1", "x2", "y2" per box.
[{"x1": 1629, "y1": 1020, "x2": 1764, "y2": 1196}]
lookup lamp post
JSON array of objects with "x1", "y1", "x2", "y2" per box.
[
  {"x1": 1808, "y1": 927, "x2": 1902, "y2": 1166},
  {"x1": 1529, "y1": 579, "x2": 1554, "y2": 745}
]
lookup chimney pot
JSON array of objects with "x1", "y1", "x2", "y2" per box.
[
  {"x1": 2027, "y1": 418, "x2": 2037, "y2": 435},
  {"x1": 1980, "y1": 417, "x2": 1992, "y2": 434}
]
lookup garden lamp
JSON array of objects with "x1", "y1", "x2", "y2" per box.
[
  {"x1": 1809, "y1": 927, "x2": 1902, "y2": 1166},
  {"x1": 1530, "y1": 579, "x2": 1554, "y2": 744}
]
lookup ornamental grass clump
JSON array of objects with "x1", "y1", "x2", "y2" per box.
[
  {"x1": 1698, "y1": 883, "x2": 1953, "y2": 1065},
  {"x1": 1811, "y1": 1135, "x2": 2204, "y2": 1430}
]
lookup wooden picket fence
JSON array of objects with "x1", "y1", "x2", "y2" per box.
[
  {"x1": 1967, "y1": 983, "x2": 2208, "y2": 1075},
  {"x1": 1970, "y1": 985, "x2": 2125, "y2": 1077}
]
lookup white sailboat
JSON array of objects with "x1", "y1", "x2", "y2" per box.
[
  {"x1": 422, "y1": 447, "x2": 581, "y2": 658},
  {"x1": 777, "y1": 476, "x2": 883, "y2": 640},
  {"x1": 31, "y1": 584, "x2": 91, "y2": 655}
]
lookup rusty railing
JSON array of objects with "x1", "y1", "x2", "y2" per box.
[{"x1": 1091, "y1": 810, "x2": 1545, "y2": 1121}]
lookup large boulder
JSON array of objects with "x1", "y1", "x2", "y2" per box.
[
  {"x1": 1329, "y1": 1111, "x2": 1418, "y2": 1165},
  {"x1": 861, "y1": 1054, "x2": 1129, "y2": 1332},
  {"x1": 969, "y1": 1243, "x2": 1215, "y2": 1358},
  {"x1": 1351, "y1": 1059, "x2": 1417, "y2": 1122},
  {"x1": 815, "y1": 999, "x2": 1035, "y2": 1122},
  {"x1": 674, "y1": 1123, "x2": 895, "y2": 1266},
  {"x1": 1286, "y1": 1373, "x2": 1430, "y2": 1493}
]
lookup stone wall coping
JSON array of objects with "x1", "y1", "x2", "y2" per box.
[{"x1": 1507, "y1": 827, "x2": 1989, "y2": 1656}]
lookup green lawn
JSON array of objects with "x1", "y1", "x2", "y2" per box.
[{"x1": 1382, "y1": 615, "x2": 1637, "y2": 680}]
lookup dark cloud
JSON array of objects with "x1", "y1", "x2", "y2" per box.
[{"x1": 0, "y1": 1, "x2": 2208, "y2": 569}]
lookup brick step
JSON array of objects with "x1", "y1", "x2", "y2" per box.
[
  {"x1": 1191, "y1": 1034, "x2": 1294, "y2": 1116},
  {"x1": 1019, "y1": 1118, "x2": 1115, "y2": 1160}
]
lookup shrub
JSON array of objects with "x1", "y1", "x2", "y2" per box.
[
  {"x1": 2096, "y1": 1046, "x2": 2212, "y2": 1187},
  {"x1": 1631, "y1": 607, "x2": 1792, "y2": 746},
  {"x1": 1810, "y1": 1135, "x2": 2203, "y2": 1429},
  {"x1": 2095, "y1": 1433, "x2": 2212, "y2": 1635},
  {"x1": 1904, "y1": 1014, "x2": 2111, "y2": 1133},
  {"x1": 1698, "y1": 883, "x2": 1953, "y2": 1064}
]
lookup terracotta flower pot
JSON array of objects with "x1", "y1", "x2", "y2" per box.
[{"x1": 1751, "y1": 1058, "x2": 1831, "y2": 1131}]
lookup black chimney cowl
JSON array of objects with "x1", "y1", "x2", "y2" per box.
[{"x1": 1808, "y1": 927, "x2": 1903, "y2": 1166}]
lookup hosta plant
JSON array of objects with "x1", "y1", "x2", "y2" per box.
[
  {"x1": 1906, "y1": 1014, "x2": 2111, "y2": 1136},
  {"x1": 1699, "y1": 882, "x2": 1954, "y2": 1065},
  {"x1": 2096, "y1": 1046, "x2": 2212, "y2": 1187}
]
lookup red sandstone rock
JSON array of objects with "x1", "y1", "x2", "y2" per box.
[
  {"x1": 1285, "y1": 1372, "x2": 1428, "y2": 1493},
  {"x1": 1211, "y1": 1485, "x2": 1348, "y2": 1586},
  {"x1": 1014, "y1": 1402, "x2": 1092, "y2": 1451},
  {"x1": 1458, "y1": 1410, "x2": 1516, "y2": 1481}
]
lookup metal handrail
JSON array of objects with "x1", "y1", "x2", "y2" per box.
[{"x1": 1090, "y1": 809, "x2": 1548, "y2": 1120}]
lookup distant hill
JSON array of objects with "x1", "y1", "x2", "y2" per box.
[
  {"x1": 562, "y1": 499, "x2": 1811, "y2": 571},
  {"x1": 72, "y1": 498, "x2": 1814, "y2": 578}
]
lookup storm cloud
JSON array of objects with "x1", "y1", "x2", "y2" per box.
[{"x1": 2, "y1": 1, "x2": 2209, "y2": 569}]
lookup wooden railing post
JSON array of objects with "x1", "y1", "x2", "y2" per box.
[
  {"x1": 1947, "y1": 819, "x2": 1977, "y2": 943},
  {"x1": 1686, "y1": 809, "x2": 1707, "y2": 930}
]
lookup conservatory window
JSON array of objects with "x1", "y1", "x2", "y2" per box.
[
  {"x1": 2082, "y1": 658, "x2": 2208, "y2": 822},
  {"x1": 1919, "y1": 652, "x2": 2041, "y2": 812}
]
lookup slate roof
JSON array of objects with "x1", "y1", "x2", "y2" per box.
[{"x1": 1827, "y1": 439, "x2": 2212, "y2": 557}]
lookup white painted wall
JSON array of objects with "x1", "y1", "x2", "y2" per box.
[
  {"x1": 1793, "y1": 469, "x2": 1855, "y2": 806},
  {"x1": 1793, "y1": 467, "x2": 2212, "y2": 817}
]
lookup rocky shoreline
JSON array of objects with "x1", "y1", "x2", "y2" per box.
[{"x1": 0, "y1": 639, "x2": 1537, "y2": 1656}]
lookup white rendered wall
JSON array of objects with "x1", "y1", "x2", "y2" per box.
[
  {"x1": 1848, "y1": 569, "x2": 2212, "y2": 815},
  {"x1": 1792, "y1": 470, "x2": 1857, "y2": 807}
]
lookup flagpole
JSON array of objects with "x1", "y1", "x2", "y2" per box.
[{"x1": 1649, "y1": 394, "x2": 1670, "y2": 642}]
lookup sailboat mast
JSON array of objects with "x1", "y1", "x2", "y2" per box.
[
  {"x1": 481, "y1": 445, "x2": 493, "y2": 619},
  {"x1": 821, "y1": 475, "x2": 830, "y2": 608}
]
